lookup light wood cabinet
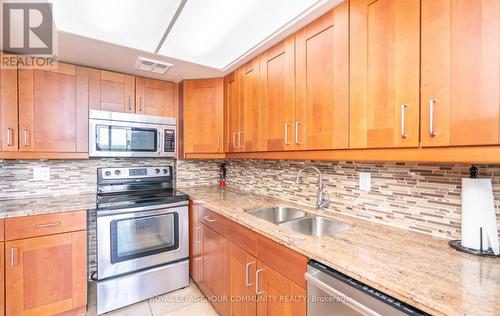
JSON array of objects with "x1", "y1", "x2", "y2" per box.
[
  {"x1": 189, "y1": 203, "x2": 204, "y2": 285},
  {"x1": 91, "y1": 70, "x2": 136, "y2": 113},
  {"x1": 18, "y1": 63, "x2": 89, "y2": 153},
  {"x1": 295, "y1": 4, "x2": 349, "y2": 150},
  {"x1": 242, "y1": 59, "x2": 266, "y2": 152},
  {"x1": 183, "y1": 78, "x2": 224, "y2": 154},
  {"x1": 0, "y1": 54, "x2": 18, "y2": 153},
  {"x1": 226, "y1": 70, "x2": 243, "y2": 152},
  {"x1": 136, "y1": 77, "x2": 176, "y2": 117},
  {"x1": 228, "y1": 243, "x2": 257, "y2": 316},
  {"x1": 350, "y1": 0, "x2": 420, "y2": 149},
  {"x1": 5, "y1": 211, "x2": 87, "y2": 316},
  {"x1": 421, "y1": 0, "x2": 500, "y2": 147},
  {"x1": 261, "y1": 36, "x2": 296, "y2": 151}
]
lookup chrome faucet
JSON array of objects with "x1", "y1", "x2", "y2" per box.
[{"x1": 295, "y1": 166, "x2": 329, "y2": 210}]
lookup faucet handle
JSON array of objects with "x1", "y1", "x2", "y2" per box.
[{"x1": 319, "y1": 190, "x2": 330, "y2": 209}]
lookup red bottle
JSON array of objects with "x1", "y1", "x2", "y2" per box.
[{"x1": 219, "y1": 163, "x2": 226, "y2": 189}]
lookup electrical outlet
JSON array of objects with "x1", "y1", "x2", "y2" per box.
[
  {"x1": 33, "y1": 167, "x2": 50, "y2": 181},
  {"x1": 359, "y1": 172, "x2": 371, "y2": 192}
]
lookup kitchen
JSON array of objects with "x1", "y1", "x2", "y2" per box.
[{"x1": 0, "y1": 0, "x2": 499, "y2": 315}]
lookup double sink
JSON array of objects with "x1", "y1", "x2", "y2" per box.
[{"x1": 245, "y1": 206, "x2": 351, "y2": 237}]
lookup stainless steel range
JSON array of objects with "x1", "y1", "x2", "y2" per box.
[{"x1": 95, "y1": 166, "x2": 189, "y2": 315}]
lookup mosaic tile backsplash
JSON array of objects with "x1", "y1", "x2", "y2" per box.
[{"x1": 177, "y1": 159, "x2": 500, "y2": 240}]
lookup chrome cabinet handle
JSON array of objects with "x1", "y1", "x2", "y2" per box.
[
  {"x1": 203, "y1": 216, "x2": 215, "y2": 223},
  {"x1": 295, "y1": 122, "x2": 302, "y2": 144},
  {"x1": 195, "y1": 226, "x2": 201, "y2": 242},
  {"x1": 305, "y1": 271, "x2": 382, "y2": 316},
  {"x1": 36, "y1": 221, "x2": 61, "y2": 228},
  {"x1": 238, "y1": 131, "x2": 244, "y2": 148},
  {"x1": 245, "y1": 261, "x2": 255, "y2": 287},
  {"x1": 429, "y1": 99, "x2": 436, "y2": 137},
  {"x1": 284, "y1": 123, "x2": 291, "y2": 145},
  {"x1": 128, "y1": 95, "x2": 132, "y2": 111},
  {"x1": 10, "y1": 248, "x2": 15, "y2": 267},
  {"x1": 232, "y1": 132, "x2": 238, "y2": 149},
  {"x1": 23, "y1": 128, "x2": 28, "y2": 147},
  {"x1": 6, "y1": 128, "x2": 13, "y2": 146},
  {"x1": 256, "y1": 268, "x2": 265, "y2": 295},
  {"x1": 139, "y1": 96, "x2": 143, "y2": 112},
  {"x1": 401, "y1": 104, "x2": 408, "y2": 138}
]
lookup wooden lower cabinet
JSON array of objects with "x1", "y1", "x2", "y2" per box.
[
  {"x1": 0, "y1": 242, "x2": 4, "y2": 316},
  {"x1": 190, "y1": 203, "x2": 306, "y2": 316},
  {"x1": 4, "y1": 212, "x2": 87, "y2": 316},
  {"x1": 256, "y1": 261, "x2": 306, "y2": 316}
]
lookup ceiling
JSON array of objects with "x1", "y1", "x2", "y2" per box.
[{"x1": 52, "y1": 0, "x2": 343, "y2": 82}]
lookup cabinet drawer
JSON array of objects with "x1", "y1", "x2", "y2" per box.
[
  {"x1": 198, "y1": 205, "x2": 225, "y2": 236},
  {"x1": 5, "y1": 210, "x2": 87, "y2": 240},
  {"x1": 226, "y1": 219, "x2": 257, "y2": 256}
]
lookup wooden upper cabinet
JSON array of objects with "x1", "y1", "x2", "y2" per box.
[
  {"x1": 421, "y1": 0, "x2": 500, "y2": 147},
  {"x1": 92, "y1": 70, "x2": 135, "y2": 113},
  {"x1": 261, "y1": 36, "x2": 296, "y2": 151},
  {"x1": 0, "y1": 54, "x2": 18, "y2": 152},
  {"x1": 243, "y1": 58, "x2": 266, "y2": 152},
  {"x1": 18, "y1": 63, "x2": 89, "y2": 153},
  {"x1": 136, "y1": 77, "x2": 175, "y2": 117},
  {"x1": 6, "y1": 231, "x2": 87, "y2": 316},
  {"x1": 350, "y1": 0, "x2": 420, "y2": 148},
  {"x1": 226, "y1": 70, "x2": 242, "y2": 152},
  {"x1": 183, "y1": 78, "x2": 224, "y2": 153},
  {"x1": 295, "y1": 4, "x2": 349, "y2": 150}
]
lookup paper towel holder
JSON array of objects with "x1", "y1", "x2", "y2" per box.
[{"x1": 449, "y1": 228, "x2": 500, "y2": 258}]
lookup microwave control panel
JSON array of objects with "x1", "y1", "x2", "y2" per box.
[{"x1": 164, "y1": 129, "x2": 175, "y2": 152}]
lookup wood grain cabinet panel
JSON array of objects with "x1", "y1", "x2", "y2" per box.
[
  {"x1": 0, "y1": 242, "x2": 4, "y2": 316},
  {"x1": 18, "y1": 63, "x2": 89, "y2": 153},
  {"x1": 228, "y1": 242, "x2": 257, "y2": 316},
  {"x1": 261, "y1": 36, "x2": 296, "y2": 151},
  {"x1": 350, "y1": 0, "x2": 420, "y2": 148},
  {"x1": 295, "y1": 4, "x2": 349, "y2": 150},
  {"x1": 0, "y1": 53, "x2": 18, "y2": 152},
  {"x1": 226, "y1": 70, "x2": 242, "y2": 152},
  {"x1": 97, "y1": 70, "x2": 135, "y2": 113},
  {"x1": 136, "y1": 77, "x2": 175, "y2": 117},
  {"x1": 421, "y1": 0, "x2": 500, "y2": 147},
  {"x1": 6, "y1": 231, "x2": 87, "y2": 316},
  {"x1": 242, "y1": 58, "x2": 266, "y2": 152},
  {"x1": 183, "y1": 78, "x2": 224, "y2": 154}
]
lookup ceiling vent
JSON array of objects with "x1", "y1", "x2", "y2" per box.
[{"x1": 135, "y1": 57, "x2": 173, "y2": 74}]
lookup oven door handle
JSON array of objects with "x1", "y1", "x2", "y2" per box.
[
  {"x1": 96, "y1": 200, "x2": 189, "y2": 217},
  {"x1": 305, "y1": 272, "x2": 383, "y2": 316}
]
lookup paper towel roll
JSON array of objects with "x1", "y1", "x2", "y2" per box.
[{"x1": 461, "y1": 178, "x2": 499, "y2": 255}]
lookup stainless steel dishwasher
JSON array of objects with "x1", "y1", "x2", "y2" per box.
[{"x1": 306, "y1": 260, "x2": 430, "y2": 316}]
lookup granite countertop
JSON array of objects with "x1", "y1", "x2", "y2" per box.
[
  {"x1": 179, "y1": 186, "x2": 499, "y2": 316},
  {"x1": 0, "y1": 193, "x2": 96, "y2": 218}
]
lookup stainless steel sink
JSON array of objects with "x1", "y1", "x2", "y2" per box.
[
  {"x1": 245, "y1": 206, "x2": 307, "y2": 224},
  {"x1": 279, "y1": 216, "x2": 351, "y2": 237}
]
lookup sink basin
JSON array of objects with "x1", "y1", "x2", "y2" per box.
[
  {"x1": 246, "y1": 206, "x2": 307, "y2": 224},
  {"x1": 279, "y1": 216, "x2": 351, "y2": 237}
]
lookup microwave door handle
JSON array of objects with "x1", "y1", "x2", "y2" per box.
[{"x1": 158, "y1": 131, "x2": 162, "y2": 153}]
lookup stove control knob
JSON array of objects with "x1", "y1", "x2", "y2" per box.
[
  {"x1": 155, "y1": 168, "x2": 161, "y2": 174},
  {"x1": 104, "y1": 171, "x2": 111, "y2": 177},
  {"x1": 163, "y1": 169, "x2": 168, "y2": 174},
  {"x1": 114, "y1": 170, "x2": 121, "y2": 176}
]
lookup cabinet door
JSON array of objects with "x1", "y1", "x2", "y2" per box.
[
  {"x1": 99, "y1": 70, "x2": 135, "y2": 113},
  {"x1": 136, "y1": 77, "x2": 175, "y2": 117},
  {"x1": 421, "y1": 0, "x2": 500, "y2": 147},
  {"x1": 18, "y1": 64, "x2": 89, "y2": 153},
  {"x1": 0, "y1": 242, "x2": 4, "y2": 316},
  {"x1": 243, "y1": 58, "x2": 266, "y2": 152},
  {"x1": 295, "y1": 4, "x2": 349, "y2": 150},
  {"x1": 226, "y1": 70, "x2": 242, "y2": 152},
  {"x1": 229, "y1": 242, "x2": 257, "y2": 316},
  {"x1": 261, "y1": 36, "x2": 296, "y2": 151},
  {"x1": 6, "y1": 231, "x2": 87, "y2": 316},
  {"x1": 189, "y1": 203, "x2": 204, "y2": 285},
  {"x1": 350, "y1": 0, "x2": 420, "y2": 148},
  {"x1": 202, "y1": 224, "x2": 228, "y2": 315},
  {"x1": 0, "y1": 54, "x2": 18, "y2": 152},
  {"x1": 255, "y1": 261, "x2": 306, "y2": 316},
  {"x1": 184, "y1": 78, "x2": 224, "y2": 153}
]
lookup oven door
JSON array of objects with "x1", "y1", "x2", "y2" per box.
[
  {"x1": 97, "y1": 204, "x2": 188, "y2": 280},
  {"x1": 89, "y1": 119, "x2": 170, "y2": 157}
]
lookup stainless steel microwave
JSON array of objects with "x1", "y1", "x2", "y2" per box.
[{"x1": 89, "y1": 110, "x2": 176, "y2": 158}]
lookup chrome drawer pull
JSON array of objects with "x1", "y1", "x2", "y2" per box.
[
  {"x1": 6, "y1": 128, "x2": 13, "y2": 146},
  {"x1": 203, "y1": 216, "x2": 215, "y2": 223},
  {"x1": 429, "y1": 99, "x2": 436, "y2": 137},
  {"x1": 245, "y1": 261, "x2": 255, "y2": 287},
  {"x1": 401, "y1": 104, "x2": 408, "y2": 139},
  {"x1": 23, "y1": 128, "x2": 29, "y2": 147},
  {"x1": 295, "y1": 122, "x2": 302, "y2": 144},
  {"x1": 36, "y1": 221, "x2": 61, "y2": 228},
  {"x1": 284, "y1": 123, "x2": 291, "y2": 145}
]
